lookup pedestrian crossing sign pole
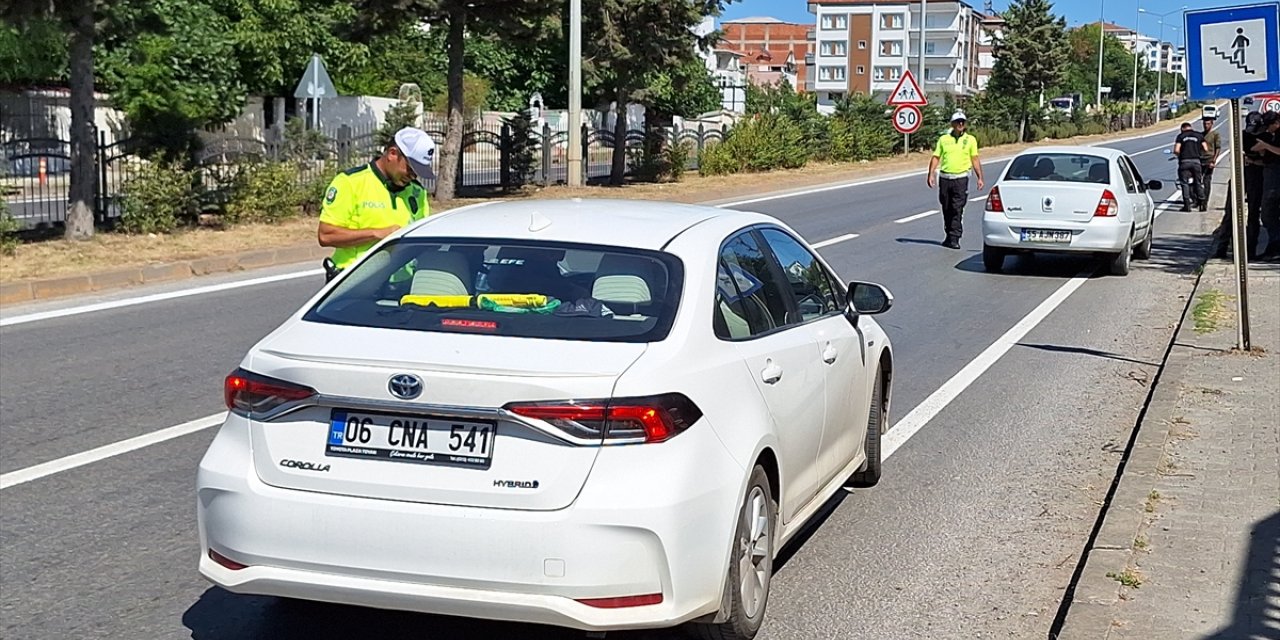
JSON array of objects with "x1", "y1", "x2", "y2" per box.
[{"x1": 1186, "y1": 2, "x2": 1280, "y2": 351}]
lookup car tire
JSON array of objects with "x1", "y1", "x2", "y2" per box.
[
  {"x1": 691, "y1": 465, "x2": 776, "y2": 640},
  {"x1": 1108, "y1": 233, "x2": 1132, "y2": 276},
  {"x1": 982, "y1": 244, "x2": 1006, "y2": 273},
  {"x1": 846, "y1": 369, "x2": 885, "y2": 489},
  {"x1": 1134, "y1": 225, "x2": 1153, "y2": 260}
]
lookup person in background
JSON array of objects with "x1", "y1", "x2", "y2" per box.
[
  {"x1": 926, "y1": 111, "x2": 985, "y2": 249},
  {"x1": 1215, "y1": 111, "x2": 1266, "y2": 260},
  {"x1": 1199, "y1": 113, "x2": 1222, "y2": 209},
  {"x1": 1249, "y1": 111, "x2": 1280, "y2": 260},
  {"x1": 1173, "y1": 122, "x2": 1208, "y2": 212}
]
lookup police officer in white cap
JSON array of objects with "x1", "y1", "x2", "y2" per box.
[
  {"x1": 318, "y1": 127, "x2": 437, "y2": 279},
  {"x1": 926, "y1": 111, "x2": 985, "y2": 249}
]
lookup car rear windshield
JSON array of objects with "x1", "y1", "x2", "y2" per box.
[
  {"x1": 1006, "y1": 153, "x2": 1110, "y2": 184},
  {"x1": 303, "y1": 238, "x2": 684, "y2": 343}
]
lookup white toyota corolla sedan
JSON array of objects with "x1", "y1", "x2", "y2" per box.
[
  {"x1": 982, "y1": 146, "x2": 1163, "y2": 276},
  {"x1": 196, "y1": 198, "x2": 894, "y2": 639}
]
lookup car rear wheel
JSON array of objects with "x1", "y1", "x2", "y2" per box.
[
  {"x1": 982, "y1": 245, "x2": 1006, "y2": 273},
  {"x1": 691, "y1": 466, "x2": 775, "y2": 640},
  {"x1": 847, "y1": 369, "x2": 885, "y2": 488},
  {"x1": 1108, "y1": 233, "x2": 1132, "y2": 276},
  {"x1": 1134, "y1": 225, "x2": 1153, "y2": 260}
]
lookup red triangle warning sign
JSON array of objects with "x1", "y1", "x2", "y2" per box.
[{"x1": 887, "y1": 70, "x2": 928, "y2": 106}]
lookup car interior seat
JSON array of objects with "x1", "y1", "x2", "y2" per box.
[{"x1": 409, "y1": 250, "x2": 473, "y2": 296}]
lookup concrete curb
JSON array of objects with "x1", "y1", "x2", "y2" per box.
[
  {"x1": 1054, "y1": 157, "x2": 1233, "y2": 640},
  {"x1": 0, "y1": 243, "x2": 331, "y2": 306},
  {"x1": 0, "y1": 118, "x2": 1199, "y2": 307}
]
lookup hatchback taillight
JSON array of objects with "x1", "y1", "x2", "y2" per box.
[
  {"x1": 224, "y1": 368, "x2": 316, "y2": 417},
  {"x1": 505, "y1": 394, "x2": 702, "y2": 444},
  {"x1": 1094, "y1": 189, "x2": 1119, "y2": 217},
  {"x1": 985, "y1": 186, "x2": 1004, "y2": 212}
]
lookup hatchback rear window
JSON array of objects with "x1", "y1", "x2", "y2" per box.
[
  {"x1": 1006, "y1": 153, "x2": 1110, "y2": 184},
  {"x1": 303, "y1": 238, "x2": 683, "y2": 342}
]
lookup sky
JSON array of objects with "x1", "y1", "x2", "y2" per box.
[{"x1": 719, "y1": 0, "x2": 1241, "y2": 46}]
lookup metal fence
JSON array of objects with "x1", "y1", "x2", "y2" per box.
[{"x1": 1, "y1": 117, "x2": 728, "y2": 230}]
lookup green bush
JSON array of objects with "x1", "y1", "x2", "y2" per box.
[
  {"x1": 662, "y1": 140, "x2": 693, "y2": 182},
  {"x1": 119, "y1": 157, "x2": 198, "y2": 234},
  {"x1": 970, "y1": 126, "x2": 1019, "y2": 147},
  {"x1": 0, "y1": 196, "x2": 18, "y2": 256},
  {"x1": 224, "y1": 161, "x2": 303, "y2": 224},
  {"x1": 299, "y1": 167, "x2": 339, "y2": 216},
  {"x1": 503, "y1": 111, "x2": 538, "y2": 190},
  {"x1": 710, "y1": 114, "x2": 809, "y2": 175},
  {"x1": 830, "y1": 95, "x2": 898, "y2": 162},
  {"x1": 698, "y1": 142, "x2": 737, "y2": 176}
]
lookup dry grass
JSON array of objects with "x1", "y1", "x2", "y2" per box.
[{"x1": 0, "y1": 121, "x2": 1180, "y2": 284}]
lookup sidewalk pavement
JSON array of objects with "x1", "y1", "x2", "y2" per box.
[{"x1": 1057, "y1": 167, "x2": 1280, "y2": 638}]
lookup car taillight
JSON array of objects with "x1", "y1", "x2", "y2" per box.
[
  {"x1": 224, "y1": 368, "x2": 316, "y2": 417},
  {"x1": 505, "y1": 393, "x2": 702, "y2": 444},
  {"x1": 1094, "y1": 189, "x2": 1119, "y2": 217},
  {"x1": 985, "y1": 186, "x2": 1003, "y2": 212}
]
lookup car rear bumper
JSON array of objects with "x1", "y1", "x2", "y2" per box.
[
  {"x1": 982, "y1": 212, "x2": 1130, "y2": 253},
  {"x1": 195, "y1": 415, "x2": 743, "y2": 631}
]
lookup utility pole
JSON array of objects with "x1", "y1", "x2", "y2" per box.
[
  {"x1": 567, "y1": 0, "x2": 583, "y2": 187},
  {"x1": 1095, "y1": 0, "x2": 1106, "y2": 107},
  {"x1": 906, "y1": 0, "x2": 926, "y2": 154}
]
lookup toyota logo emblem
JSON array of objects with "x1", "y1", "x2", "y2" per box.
[{"x1": 388, "y1": 374, "x2": 423, "y2": 400}]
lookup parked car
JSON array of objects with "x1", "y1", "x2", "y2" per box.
[
  {"x1": 981, "y1": 146, "x2": 1161, "y2": 276},
  {"x1": 197, "y1": 199, "x2": 896, "y2": 639}
]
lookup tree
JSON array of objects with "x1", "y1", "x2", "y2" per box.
[
  {"x1": 0, "y1": 18, "x2": 69, "y2": 86},
  {"x1": 2, "y1": 0, "x2": 100, "y2": 240},
  {"x1": 97, "y1": 0, "x2": 247, "y2": 160},
  {"x1": 579, "y1": 0, "x2": 734, "y2": 185},
  {"x1": 990, "y1": 0, "x2": 1069, "y2": 141},
  {"x1": 1056, "y1": 25, "x2": 1143, "y2": 102},
  {"x1": 352, "y1": 0, "x2": 559, "y2": 202}
]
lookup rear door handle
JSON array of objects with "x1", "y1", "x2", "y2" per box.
[
  {"x1": 761, "y1": 360, "x2": 783, "y2": 384},
  {"x1": 822, "y1": 343, "x2": 838, "y2": 364}
]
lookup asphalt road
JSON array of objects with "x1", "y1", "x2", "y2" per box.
[{"x1": 0, "y1": 124, "x2": 1223, "y2": 639}]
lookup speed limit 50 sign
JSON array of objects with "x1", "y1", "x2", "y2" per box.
[
  {"x1": 1262, "y1": 97, "x2": 1280, "y2": 113},
  {"x1": 893, "y1": 105, "x2": 922, "y2": 135}
]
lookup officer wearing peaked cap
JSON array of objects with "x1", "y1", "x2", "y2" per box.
[{"x1": 927, "y1": 111, "x2": 985, "y2": 249}]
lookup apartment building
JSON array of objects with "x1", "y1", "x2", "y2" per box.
[
  {"x1": 975, "y1": 12, "x2": 1003, "y2": 90},
  {"x1": 720, "y1": 17, "x2": 810, "y2": 88},
  {"x1": 807, "y1": 0, "x2": 985, "y2": 113}
]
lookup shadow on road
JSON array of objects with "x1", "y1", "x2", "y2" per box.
[
  {"x1": 183, "y1": 587, "x2": 684, "y2": 640},
  {"x1": 1016, "y1": 343, "x2": 1161, "y2": 368},
  {"x1": 1199, "y1": 510, "x2": 1280, "y2": 640}
]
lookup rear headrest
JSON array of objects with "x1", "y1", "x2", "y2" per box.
[
  {"x1": 410, "y1": 251, "x2": 472, "y2": 296},
  {"x1": 592, "y1": 254, "x2": 655, "y2": 304},
  {"x1": 1088, "y1": 162, "x2": 1109, "y2": 183}
]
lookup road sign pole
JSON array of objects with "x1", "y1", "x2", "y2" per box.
[{"x1": 1227, "y1": 98, "x2": 1251, "y2": 350}]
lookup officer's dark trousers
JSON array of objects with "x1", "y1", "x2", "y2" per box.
[
  {"x1": 1201, "y1": 163, "x2": 1214, "y2": 203},
  {"x1": 1178, "y1": 160, "x2": 1204, "y2": 208},
  {"x1": 939, "y1": 176, "x2": 968, "y2": 240},
  {"x1": 1219, "y1": 164, "x2": 1265, "y2": 258},
  {"x1": 1262, "y1": 163, "x2": 1280, "y2": 254}
]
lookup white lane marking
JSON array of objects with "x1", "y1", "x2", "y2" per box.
[
  {"x1": 813, "y1": 233, "x2": 860, "y2": 248},
  {"x1": 895, "y1": 209, "x2": 940, "y2": 224},
  {"x1": 0, "y1": 412, "x2": 227, "y2": 490},
  {"x1": 0, "y1": 269, "x2": 325, "y2": 328},
  {"x1": 4, "y1": 127, "x2": 1185, "y2": 327},
  {"x1": 882, "y1": 273, "x2": 1091, "y2": 460},
  {"x1": 969, "y1": 195, "x2": 988, "y2": 202}
]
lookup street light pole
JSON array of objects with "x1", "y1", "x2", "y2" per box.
[
  {"x1": 1130, "y1": 1, "x2": 1141, "y2": 127},
  {"x1": 1096, "y1": 0, "x2": 1106, "y2": 107},
  {"x1": 567, "y1": 0, "x2": 583, "y2": 187},
  {"x1": 1138, "y1": 6, "x2": 1184, "y2": 122}
]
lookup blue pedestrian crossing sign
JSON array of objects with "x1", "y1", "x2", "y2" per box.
[{"x1": 1185, "y1": 3, "x2": 1280, "y2": 99}]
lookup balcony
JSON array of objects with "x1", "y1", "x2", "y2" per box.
[{"x1": 805, "y1": 53, "x2": 815, "y2": 64}]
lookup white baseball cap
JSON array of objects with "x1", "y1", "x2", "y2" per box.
[
  {"x1": 394, "y1": 127, "x2": 437, "y2": 180},
  {"x1": 950, "y1": 111, "x2": 968, "y2": 122}
]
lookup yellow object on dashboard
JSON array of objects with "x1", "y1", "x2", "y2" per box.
[{"x1": 399, "y1": 293, "x2": 550, "y2": 308}]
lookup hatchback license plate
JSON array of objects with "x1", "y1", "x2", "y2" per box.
[
  {"x1": 1021, "y1": 228, "x2": 1071, "y2": 243},
  {"x1": 326, "y1": 410, "x2": 496, "y2": 469}
]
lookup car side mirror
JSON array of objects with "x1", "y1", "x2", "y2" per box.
[
  {"x1": 847, "y1": 281, "x2": 893, "y2": 315},
  {"x1": 1147, "y1": 180, "x2": 1163, "y2": 191}
]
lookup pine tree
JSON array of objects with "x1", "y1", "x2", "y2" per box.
[{"x1": 990, "y1": 0, "x2": 1069, "y2": 141}]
